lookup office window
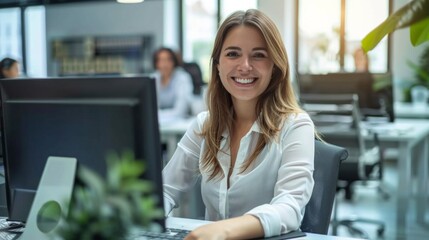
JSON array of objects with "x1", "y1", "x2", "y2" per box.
[
  {"x1": 182, "y1": 0, "x2": 217, "y2": 82},
  {"x1": 220, "y1": 0, "x2": 257, "y2": 21},
  {"x1": 182, "y1": 0, "x2": 258, "y2": 82},
  {"x1": 25, "y1": 6, "x2": 47, "y2": 77},
  {"x1": 297, "y1": 0, "x2": 389, "y2": 74},
  {"x1": 0, "y1": 8, "x2": 22, "y2": 67}
]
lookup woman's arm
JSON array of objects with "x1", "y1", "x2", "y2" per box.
[
  {"x1": 246, "y1": 115, "x2": 315, "y2": 237},
  {"x1": 162, "y1": 112, "x2": 206, "y2": 212},
  {"x1": 185, "y1": 215, "x2": 264, "y2": 240}
]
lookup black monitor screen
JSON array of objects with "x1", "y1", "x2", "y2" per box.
[
  {"x1": 298, "y1": 72, "x2": 394, "y2": 122},
  {"x1": 0, "y1": 76, "x2": 164, "y2": 224}
]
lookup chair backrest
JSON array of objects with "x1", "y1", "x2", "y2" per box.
[
  {"x1": 182, "y1": 62, "x2": 204, "y2": 95},
  {"x1": 301, "y1": 140, "x2": 348, "y2": 234}
]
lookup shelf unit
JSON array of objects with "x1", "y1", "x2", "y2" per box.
[{"x1": 52, "y1": 35, "x2": 154, "y2": 76}]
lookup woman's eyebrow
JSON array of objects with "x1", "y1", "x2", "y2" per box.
[
  {"x1": 253, "y1": 47, "x2": 268, "y2": 51},
  {"x1": 224, "y1": 46, "x2": 241, "y2": 51}
]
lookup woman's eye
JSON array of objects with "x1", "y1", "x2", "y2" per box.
[
  {"x1": 226, "y1": 51, "x2": 240, "y2": 57},
  {"x1": 253, "y1": 52, "x2": 267, "y2": 58}
]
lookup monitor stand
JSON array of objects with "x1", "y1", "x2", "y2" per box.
[{"x1": 19, "y1": 156, "x2": 77, "y2": 240}]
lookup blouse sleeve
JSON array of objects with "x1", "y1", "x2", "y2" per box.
[
  {"x1": 246, "y1": 114, "x2": 315, "y2": 237},
  {"x1": 162, "y1": 112, "x2": 206, "y2": 215},
  {"x1": 158, "y1": 69, "x2": 193, "y2": 119}
]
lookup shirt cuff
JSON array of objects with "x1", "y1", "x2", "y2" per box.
[{"x1": 245, "y1": 204, "x2": 281, "y2": 238}]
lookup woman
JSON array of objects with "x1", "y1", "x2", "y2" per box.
[
  {"x1": 152, "y1": 47, "x2": 193, "y2": 120},
  {"x1": 163, "y1": 9, "x2": 315, "y2": 239},
  {"x1": 0, "y1": 58, "x2": 19, "y2": 79}
]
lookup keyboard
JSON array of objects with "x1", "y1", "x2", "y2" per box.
[
  {"x1": 130, "y1": 228, "x2": 190, "y2": 239},
  {"x1": 131, "y1": 228, "x2": 306, "y2": 240},
  {"x1": 0, "y1": 219, "x2": 23, "y2": 240}
]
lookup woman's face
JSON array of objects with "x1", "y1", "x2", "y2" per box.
[
  {"x1": 3, "y1": 62, "x2": 19, "y2": 78},
  {"x1": 156, "y1": 50, "x2": 175, "y2": 77},
  {"x1": 217, "y1": 25, "x2": 274, "y2": 104}
]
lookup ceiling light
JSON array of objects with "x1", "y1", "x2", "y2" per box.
[{"x1": 117, "y1": 0, "x2": 144, "y2": 3}]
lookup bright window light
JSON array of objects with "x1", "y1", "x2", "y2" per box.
[{"x1": 117, "y1": 0, "x2": 144, "y2": 3}]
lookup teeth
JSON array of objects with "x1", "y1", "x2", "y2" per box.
[{"x1": 235, "y1": 78, "x2": 255, "y2": 84}]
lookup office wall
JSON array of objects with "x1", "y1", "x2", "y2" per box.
[{"x1": 45, "y1": 0, "x2": 165, "y2": 75}]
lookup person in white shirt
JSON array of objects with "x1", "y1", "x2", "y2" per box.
[
  {"x1": 152, "y1": 47, "x2": 193, "y2": 120},
  {"x1": 163, "y1": 9, "x2": 315, "y2": 239}
]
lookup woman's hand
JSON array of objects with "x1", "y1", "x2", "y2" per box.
[
  {"x1": 184, "y1": 222, "x2": 229, "y2": 240},
  {"x1": 184, "y1": 215, "x2": 264, "y2": 240}
]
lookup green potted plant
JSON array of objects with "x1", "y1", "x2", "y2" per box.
[
  {"x1": 403, "y1": 46, "x2": 429, "y2": 102},
  {"x1": 55, "y1": 151, "x2": 164, "y2": 240}
]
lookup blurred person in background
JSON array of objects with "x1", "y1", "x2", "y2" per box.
[
  {"x1": 152, "y1": 47, "x2": 193, "y2": 121},
  {"x1": 0, "y1": 57, "x2": 19, "y2": 79}
]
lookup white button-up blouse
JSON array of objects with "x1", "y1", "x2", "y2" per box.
[{"x1": 162, "y1": 111, "x2": 315, "y2": 237}]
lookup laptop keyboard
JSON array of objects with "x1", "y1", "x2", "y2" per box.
[{"x1": 131, "y1": 228, "x2": 190, "y2": 239}]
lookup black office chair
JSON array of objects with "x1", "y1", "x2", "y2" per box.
[
  {"x1": 301, "y1": 140, "x2": 348, "y2": 234},
  {"x1": 182, "y1": 62, "x2": 204, "y2": 95}
]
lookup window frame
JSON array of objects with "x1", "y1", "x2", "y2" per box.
[{"x1": 294, "y1": 0, "x2": 392, "y2": 74}]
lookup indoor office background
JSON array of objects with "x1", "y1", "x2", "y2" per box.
[{"x1": 0, "y1": 0, "x2": 428, "y2": 240}]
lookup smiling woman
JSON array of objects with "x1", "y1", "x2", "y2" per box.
[
  {"x1": 217, "y1": 25, "x2": 274, "y2": 104},
  {"x1": 162, "y1": 9, "x2": 315, "y2": 240}
]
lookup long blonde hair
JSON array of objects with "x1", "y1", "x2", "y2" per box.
[{"x1": 202, "y1": 9, "x2": 303, "y2": 180}]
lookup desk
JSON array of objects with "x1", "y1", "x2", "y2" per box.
[
  {"x1": 320, "y1": 119, "x2": 429, "y2": 232},
  {"x1": 395, "y1": 102, "x2": 429, "y2": 119},
  {"x1": 159, "y1": 118, "x2": 194, "y2": 161},
  {"x1": 0, "y1": 216, "x2": 362, "y2": 240},
  {"x1": 167, "y1": 217, "x2": 362, "y2": 240}
]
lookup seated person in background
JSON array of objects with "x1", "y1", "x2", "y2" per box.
[
  {"x1": 353, "y1": 47, "x2": 369, "y2": 72},
  {"x1": 163, "y1": 9, "x2": 315, "y2": 239},
  {"x1": 0, "y1": 57, "x2": 19, "y2": 79},
  {"x1": 152, "y1": 47, "x2": 193, "y2": 120}
]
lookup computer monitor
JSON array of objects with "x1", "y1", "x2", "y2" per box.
[
  {"x1": 0, "y1": 76, "x2": 164, "y2": 224},
  {"x1": 298, "y1": 72, "x2": 395, "y2": 122}
]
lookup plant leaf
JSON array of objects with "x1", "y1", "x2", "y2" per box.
[
  {"x1": 362, "y1": 0, "x2": 429, "y2": 52},
  {"x1": 410, "y1": 17, "x2": 429, "y2": 46},
  {"x1": 77, "y1": 165, "x2": 105, "y2": 197}
]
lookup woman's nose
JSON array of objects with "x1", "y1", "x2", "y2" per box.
[{"x1": 237, "y1": 57, "x2": 253, "y2": 72}]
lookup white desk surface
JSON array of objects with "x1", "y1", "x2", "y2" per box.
[
  {"x1": 167, "y1": 217, "x2": 362, "y2": 240},
  {"x1": 395, "y1": 101, "x2": 429, "y2": 119},
  {"x1": 0, "y1": 217, "x2": 361, "y2": 240}
]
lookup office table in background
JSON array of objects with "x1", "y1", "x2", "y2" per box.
[
  {"x1": 319, "y1": 119, "x2": 429, "y2": 233},
  {"x1": 160, "y1": 118, "x2": 194, "y2": 161},
  {"x1": 394, "y1": 102, "x2": 429, "y2": 119}
]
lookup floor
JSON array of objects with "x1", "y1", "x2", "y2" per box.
[{"x1": 331, "y1": 161, "x2": 429, "y2": 240}]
